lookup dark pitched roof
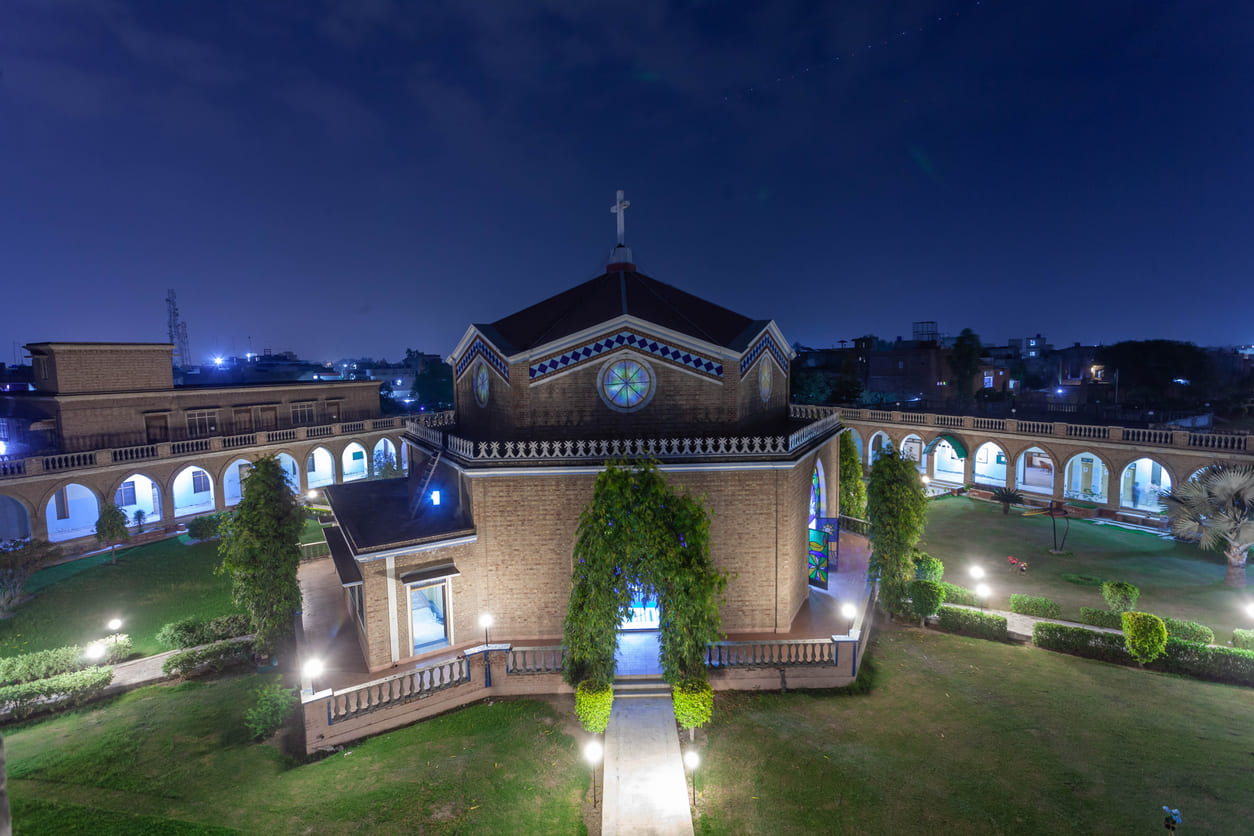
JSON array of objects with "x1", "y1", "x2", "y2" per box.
[
  {"x1": 325, "y1": 477, "x2": 473, "y2": 554},
  {"x1": 482, "y1": 271, "x2": 764, "y2": 354}
]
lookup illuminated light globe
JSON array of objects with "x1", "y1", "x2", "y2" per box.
[
  {"x1": 303, "y1": 658, "x2": 324, "y2": 679},
  {"x1": 840, "y1": 603, "x2": 857, "y2": 620},
  {"x1": 85, "y1": 643, "x2": 106, "y2": 661},
  {"x1": 969, "y1": 566, "x2": 985, "y2": 580},
  {"x1": 585, "y1": 740, "x2": 603, "y2": 764},
  {"x1": 975, "y1": 583, "x2": 991, "y2": 599},
  {"x1": 600, "y1": 358, "x2": 653, "y2": 411},
  {"x1": 107, "y1": 618, "x2": 122, "y2": 631}
]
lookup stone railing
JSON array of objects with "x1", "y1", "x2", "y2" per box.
[
  {"x1": 324, "y1": 655, "x2": 472, "y2": 725},
  {"x1": 705, "y1": 637, "x2": 836, "y2": 668},
  {"x1": 839, "y1": 515, "x2": 870, "y2": 536},
  {"x1": 507, "y1": 645, "x2": 565, "y2": 675},
  {"x1": 0, "y1": 417, "x2": 408, "y2": 482},
  {"x1": 825, "y1": 406, "x2": 1249, "y2": 455}
]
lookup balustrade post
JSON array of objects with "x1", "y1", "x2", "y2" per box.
[
  {"x1": 209, "y1": 436, "x2": 223, "y2": 452},
  {"x1": 1109, "y1": 426, "x2": 1123, "y2": 442},
  {"x1": 890, "y1": 411, "x2": 903, "y2": 424},
  {"x1": 157, "y1": 442, "x2": 173, "y2": 459},
  {"x1": 962, "y1": 415, "x2": 974, "y2": 429},
  {"x1": 297, "y1": 427, "x2": 308, "y2": 440},
  {"x1": 1005, "y1": 419, "x2": 1018, "y2": 433},
  {"x1": 1172, "y1": 430, "x2": 1190, "y2": 448},
  {"x1": 1053, "y1": 422, "x2": 1068, "y2": 437}
]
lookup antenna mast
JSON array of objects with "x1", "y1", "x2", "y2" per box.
[{"x1": 166, "y1": 289, "x2": 192, "y2": 368}]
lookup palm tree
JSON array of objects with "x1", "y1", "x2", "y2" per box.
[
  {"x1": 990, "y1": 486, "x2": 1025, "y2": 515},
  {"x1": 1163, "y1": 464, "x2": 1254, "y2": 588}
]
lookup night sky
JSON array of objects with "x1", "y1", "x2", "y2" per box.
[{"x1": 3, "y1": 0, "x2": 1250, "y2": 366}]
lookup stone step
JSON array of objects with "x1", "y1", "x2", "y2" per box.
[{"x1": 613, "y1": 676, "x2": 672, "y2": 699}]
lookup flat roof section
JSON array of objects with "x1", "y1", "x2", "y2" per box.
[{"x1": 325, "y1": 476, "x2": 474, "y2": 555}]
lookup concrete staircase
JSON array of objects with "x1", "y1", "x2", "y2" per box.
[{"x1": 613, "y1": 674, "x2": 672, "y2": 699}]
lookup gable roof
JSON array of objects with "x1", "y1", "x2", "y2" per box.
[{"x1": 480, "y1": 271, "x2": 766, "y2": 356}]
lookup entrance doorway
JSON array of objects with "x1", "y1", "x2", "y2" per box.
[
  {"x1": 621, "y1": 584, "x2": 660, "y2": 630},
  {"x1": 616, "y1": 584, "x2": 661, "y2": 675}
]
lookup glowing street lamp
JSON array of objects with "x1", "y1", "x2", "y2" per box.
[
  {"x1": 85, "y1": 643, "x2": 106, "y2": 661},
  {"x1": 840, "y1": 602, "x2": 857, "y2": 634},
  {"x1": 303, "y1": 657, "x2": 324, "y2": 692},
  {"x1": 975, "y1": 583, "x2": 991, "y2": 612},
  {"x1": 107, "y1": 618, "x2": 123, "y2": 632},
  {"x1": 1245, "y1": 602, "x2": 1254, "y2": 622},
  {"x1": 969, "y1": 565, "x2": 985, "y2": 581},
  {"x1": 307, "y1": 489, "x2": 318, "y2": 501},
  {"x1": 585, "y1": 740, "x2": 603, "y2": 806},
  {"x1": 684, "y1": 749, "x2": 700, "y2": 806}
]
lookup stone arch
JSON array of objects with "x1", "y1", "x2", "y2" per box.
[
  {"x1": 1014, "y1": 445, "x2": 1057, "y2": 496},
  {"x1": 43, "y1": 481, "x2": 101, "y2": 542},
  {"x1": 274, "y1": 452, "x2": 301, "y2": 493},
  {"x1": 899, "y1": 433, "x2": 925, "y2": 472},
  {"x1": 107, "y1": 471, "x2": 164, "y2": 525},
  {"x1": 306, "y1": 446, "x2": 336, "y2": 489},
  {"x1": 1186, "y1": 466, "x2": 1210, "y2": 484},
  {"x1": 972, "y1": 441, "x2": 1009, "y2": 487},
  {"x1": 845, "y1": 428, "x2": 864, "y2": 464},
  {"x1": 867, "y1": 431, "x2": 895, "y2": 465},
  {"x1": 1062, "y1": 451, "x2": 1113, "y2": 504},
  {"x1": 1117, "y1": 456, "x2": 1176, "y2": 512},
  {"x1": 221, "y1": 457, "x2": 255, "y2": 507},
  {"x1": 171, "y1": 464, "x2": 216, "y2": 518},
  {"x1": 372, "y1": 437, "x2": 399, "y2": 477},
  {"x1": 923, "y1": 433, "x2": 967, "y2": 484},
  {"x1": 341, "y1": 442, "x2": 369, "y2": 482},
  {"x1": 0, "y1": 493, "x2": 34, "y2": 541}
]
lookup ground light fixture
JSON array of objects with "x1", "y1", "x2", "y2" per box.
[
  {"x1": 1245, "y1": 602, "x2": 1254, "y2": 621},
  {"x1": 307, "y1": 490, "x2": 318, "y2": 501},
  {"x1": 303, "y1": 658, "x2": 324, "y2": 692},
  {"x1": 107, "y1": 618, "x2": 122, "y2": 631},
  {"x1": 975, "y1": 583, "x2": 991, "y2": 611},
  {"x1": 479, "y1": 613, "x2": 493, "y2": 646},
  {"x1": 969, "y1": 565, "x2": 985, "y2": 581},
  {"x1": 585, "y1": 740, "x2": 603, "y2": 806},
  {"x1": 684, "y1": 749, "x2": 700, "y2": 806},
  {"x1": 85, "y1": 643, "x2": 106, "y2": 661},
  {"x1": 841, "y1": 602, "x2": 857, "y2": 634}
]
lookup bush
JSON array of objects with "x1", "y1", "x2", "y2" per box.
[
  {"x1": 672, "y1": 678, "x2": 713, "y2": 733},
  {"x1": 908, "y1": 579, "x2": 945, "y2": 620},
  {"x1": 162, "y1": 638, "x2": 254, "y2": 678},
  {"x1": 1033, "y1": 622, "x2": 1130, "y2": 663},
  {"x1": 1122, "y1": 612, "x2": 1168, "y2": 664},
  {"x1": 575, "y1": 679, "x2": 613, "y2": 734},
  {"x1": 157, "y1": 614, "x2": 251, "y2": 649},
  {"x1": 938, "y1": 582, "x2": 980, "y2": 607},
  {"x1": 186, "y1": 513, "x2": 225, "y2": 541},
  {"x1": 1101, "y1": 581, "x2": 1140, "y2": 614},
  {"x1": 0, "y1": 667, "x2": 113, "y2": 720},
  {"x1": 1162, "y1": 617, "x2": 1214, "y2": 645},
  {"x1": 935, "y1": 606, "x2": 1009, "y2": 641},
  {"x1": 1154, "y1": 638, "x2": 1254, "y2": 686},
  {"x1": 1079, "y1": 607, "x2": 1124, "y2": 630},
  {"x1": 913, "y1": 552, "x2": 944, "y2": 583},
  {"x1": 1234, "y1": 628, "x2": 1254, "y2": 651},
  {"x1": 95, "y1": 633, "x2": 133, "y2": 664},
  {"x1": 0, "y1": 645, "x2": 90, "y2": 686},
  {"x1": 1009, "y1": 594, "x2": 1061, "y2": 619},
  {"x1": 245, "y1": 681, "x2": 298, "y2": 740}
]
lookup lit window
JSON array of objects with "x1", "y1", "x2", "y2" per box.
[
  {"x1": 474, "y1": 362, "x2": 490, "y2": 408},
  {"x1": 291, "y1": 402, "x2": 316, "y2": 425},
  {"x1": 186, "y1": 409, "x2": 218, "y2": 438},
  {"x1": 191, "y1": 470, "x2": 210, "y2": 493},
  {"x1": 115, "y1": 480, "x2": 136, "y2": 506},
  {"x1": 599, "y1": 357, "x2": 654, "y2": 412}
]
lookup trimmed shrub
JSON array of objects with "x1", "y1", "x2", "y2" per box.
[
  {"x1": 0, "y1": 645, "x2": 89, "y2": 686},
  {"x1": 1033, "y1": 623, "x2": 1129, "y2": 663},
  {"x1": 672, "y1": 678, "x2": 713, "y2": 734},
  {"x1": 1122, "y1": 612, "x2": 1167, "y2": 664},
  {"x1": 157, "y1": 614, "x2": 251, "y2": 649},
  {"x1": 162, "y1": 638, "x2": 254, "y2": 678},
  {"x1": 1162, "y1": 617, "x2": 1214, "y2": 645},
  {"x1": 0, "y1": 667, "x2": 113, "y2": 720},
  {"x1": 1154, "y1": 639, "x2": 1254, "y2": 686},
  {"x1": 938, "y1": 582, "x2": 980, "y2": 607},
  {"x1": 1234, "y1": 628, "x2": 1254, "y2": 651},
  {"x1": 186, "y1": 512, "x2": 225, "y2": 541},
  {"x1": 1101, "y1": 581, "x2": 1140, "y2": 614},
  {"x1": 245, "y1": 682, "x2": 298, "y2": 740},
  {"x1": 1080, "y1": 607, "x2": 1123, "y2": 630},
  {"x1": 908, "y1": 579, "x2": 945, "y2": 621},
  {"x1": 575, "y1": 679, "x2": 613, "y2": 734},
  {"x1": 1009, "y1": 594, "x2": 1061, "y2": 619},
  {"x1": 913, "y1": 553, "x2": 944, "y2": 583},
  {"x1": 936, "y1": 606, "x2": 1009, "y2": 641},
  {"x1": 96, "y1": 633, "x2": 132, "y2": 664}
]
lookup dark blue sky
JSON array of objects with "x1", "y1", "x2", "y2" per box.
[{"x1": 3, "y1": 0, "x2": 1250, "y2": 365}]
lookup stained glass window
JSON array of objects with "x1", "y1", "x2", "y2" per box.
[
  {"x1": 809, "y1": 465, "x2": 822, "y2": 529},
  {"x1": 758, "y1": 358, "x2": 773, "y2": 401},
  {"x1": 601, "y1": 359, "x2": 652, "y2": 410},
  {"x1": 474, "y1": 362, "x2": 490, "y2": 407}
]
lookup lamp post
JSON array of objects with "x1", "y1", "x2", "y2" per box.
[
  {"x1": 303, "y1": 657, "x2": 324, "y2": 694},
  {"x1": 107, "y1": 617, "x2": 123, "y2": 632},
  {"x1": 969, "y1": 565, "x2": 985, "y2": 581},
  {"x1": 684, "y1": 749, "x2": 700, "y2": 807},
  {"x1": 975, "y1": 583, "x2": 991, "y2": 612},
  {"x1": 840, "y1": 603, "x2": 857, "y2": 635},
  {"x1": 585, "y1": 740, "x2": 603, "y2": 807},
  {"x1": 479, "y1": 613, "x2": 494, "y2": 686}
]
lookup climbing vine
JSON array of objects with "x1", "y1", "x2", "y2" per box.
[{"x1": 562, "y1": 460, "x2": 726, "y2": 687}]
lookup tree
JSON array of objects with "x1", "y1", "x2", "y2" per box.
[
  {"x1": 792, "y1": 370, "x2": 834, "y2": 404},
  {"x1": 132, "y1": 509, "x2": 147, "y2": 533},
  {"x1": 1163, "y1": 464, "x2": 1254, "y2": 588},
  {"x1": 95, "y1": 502, "x2": 130, "y2": 565},
  {"x1": 1095, "y1": 340, "x2": 1216, "y2": 407},
  {"x1": 990, "y1": 486, "x2": 1024, "y2": 515},
  {"x1": 372, "y1": 450, "x2": 403, "y2": 480},
  {"x1": 866, "y1": 448, "x2": 928, "y2": 618},
  {"x1": 410, "y1": 362, "x2": 453, "y2": 408},
  {"x1": 838, "y1": 431, "x2": 867, "y2": 519},
  {"x1": 218, "y1": 455, "x2": 305, "y2": 655},
  {"x1": 948, "y1": 328, "x2": 983, "y2": 399},
  {"x1": 0, "y1": 538, "x2": 60, "y2": 614}
]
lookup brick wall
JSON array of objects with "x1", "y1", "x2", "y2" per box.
[{"x1": 29, "y1": 344, "x2": 174, "y2": 394}]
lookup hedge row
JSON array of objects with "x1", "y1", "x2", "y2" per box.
[
  {"x1": 938, "y1": 582, "x2": 980, "y2": 607},
  {"x1": 936, "y1": 606, "x2": 1009, "y2": 642},
  {"x1": 1234, "y1": 629, "x2": 1254, "y2": 651},
  {"x1": 575, "y1": 680, "x2": 613, "y2": 734},
  {"x1": 1032, "y1": 623, "x2": 1254, "y2": 686},
  {"x1": 162, "y1": 638, "x2": 255, "y2": 678},
  {"x1": 1080, "y1": 607, "x2": 1124, "y2": 630},
  {"x1": 156, "y1": 614, "x2": 251, "y2": 650},
  {"x1": 0, "y1": 667, "x2": 114, "y2": 720},
  {"x1": 1162, "y1": 617, "x2": 1215, "y2": 645},
  {"x1": 0, "y1": 635, "x2": 131, "y2": 687},
  {"x1": 672, "y1": 679, "x2": 714, "y2": 732},
  {"x1": 1009, "y1": 594, "x2": 1061, "y2": 619}
]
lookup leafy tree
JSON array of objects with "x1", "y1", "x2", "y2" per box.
[
  {"x1": 0, "y1": 538, "x2": 60, "y2": 614},
  {"x1": 990, "y1": 487, "x2": 1024, "y2": 515},
  {"x1": 132, "y1": 509, "x2": 146, "y2": 533},
  {"x1": 866, "y1": 448, "x2": 928, "y2": 619},
  {"x1": 791, "y1": 369, "x2": 833, "y2": 404},
  {"x1": 372, "y1": 450, "x2": 403, "y2": 480},
  {"x1": 838, "y1": 431, "x2": 867, "y2": 519},
  {"x1": 94, "y1": 502, "x2": 130, "y2": 565},
  {"x1": 1163, "y1": 464, "x2": 1254, "y2": 588},
  {"x1": 410, "y1": 362, "x2": 453, "y2": 407},
  {"x1": 948, "y1": 328, "x2": 983, "y2": 398},
  {"x1": 1101, "y1": 580, "x2": 1140, "y2": 613},
  {"x1": 1095, "y1": 339, "x2": 1216, "y2": 407},
  {"x1": 218, "y1": 455, "x2": 305, "y2": 656}
]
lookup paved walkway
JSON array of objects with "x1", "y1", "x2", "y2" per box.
[
  {"x1": 943, "y1": 603, "x2": 1122, "y2": 641},
  {"x1": 603, "y1": 697, "x2": 694, "y2": 836}
]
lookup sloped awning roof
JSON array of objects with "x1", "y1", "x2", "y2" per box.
[
  {"x1": 325, "y1": 526, "x2": 362, "y2": 587},
  {"x1": 923, "y1": 433, "x2": 968, "y2": 458},
  {"x1": 399, "y1": 562, "x2": 461, "y2": 586}
]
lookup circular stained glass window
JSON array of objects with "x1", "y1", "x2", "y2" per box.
[
  {"x1": 474, "y1": 362, "x2": 490, "y2": 407},
  {"x1": 598, "y1": 356, "x2": 654, "y2": 412},
  {"x1": 758, "y1": 358, "x2": 773, "y2": 402}
]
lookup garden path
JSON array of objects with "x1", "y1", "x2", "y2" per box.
[
  {"x1": 942, "y1": 604, "x2": 1122, "y2": 641},
  {"x1": 602, "y1": 696, "x2": 694, "y2": 836}
]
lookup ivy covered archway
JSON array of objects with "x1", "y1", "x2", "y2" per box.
[{"x1": 562, "y1": 460, "x2": 726, "y2": 688}]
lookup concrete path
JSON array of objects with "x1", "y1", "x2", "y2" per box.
[
  {"x1": 942, "y1": 603, "x2": 1122, "y2": 641},
  {"x1": 102, "y1": 649, "x2": 180, "y2": 695},
  {"x1": 602, "y1": 697, "x2": 694, "y2": 836}
]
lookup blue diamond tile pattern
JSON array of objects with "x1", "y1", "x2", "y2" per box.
[
  {"x1": 455, "y1": 337, "x2": 510, "y2": 382},
  {"x1": 529, "y1": 330, "x2": 723, "y2": 381},
  {"x1": 740, "y1": 333, "x2": 788, "y2": 376}
]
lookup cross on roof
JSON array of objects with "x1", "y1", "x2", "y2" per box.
[{"x1": 610, "y1": 189, "x2": 630, "y2": 245}]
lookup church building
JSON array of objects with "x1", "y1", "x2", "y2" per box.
[{"x1": 324, "y1": 197, "x2": 845, "y2": 674}]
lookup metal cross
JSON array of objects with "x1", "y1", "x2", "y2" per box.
[{"x1": 610, "y1": 189, "x2": 630, "y2": 245}]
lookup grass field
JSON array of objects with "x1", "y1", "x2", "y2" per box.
[
  {"x1": 6, "y1": 674, "x2": 587, "y2": 835},
  {"x1": 696, "y1": 622, "x2": 1254, "y2": 834},
  {"x1": 919, "y1": 497, "x2": 1250, "y2": 637},
  {"x1": 0, "y1": 537, "x2": 241, "y2": 658}
]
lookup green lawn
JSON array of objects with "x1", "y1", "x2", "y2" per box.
[
  {"x1": 299, "y1": 517, "x2": 328, "y2": 545},
  {"x1": 919, "y1": 497, "x2": 1249, "y2": 637},
  {"x1": 697, "y1": 624, "x2": 1254, "y2": 834},
  {"x1": 6, "y1": 674, "x2": 587, "y2": 835},
  {"x1": 0, "y1": 538, "x2": 240, "y2": 658}
]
